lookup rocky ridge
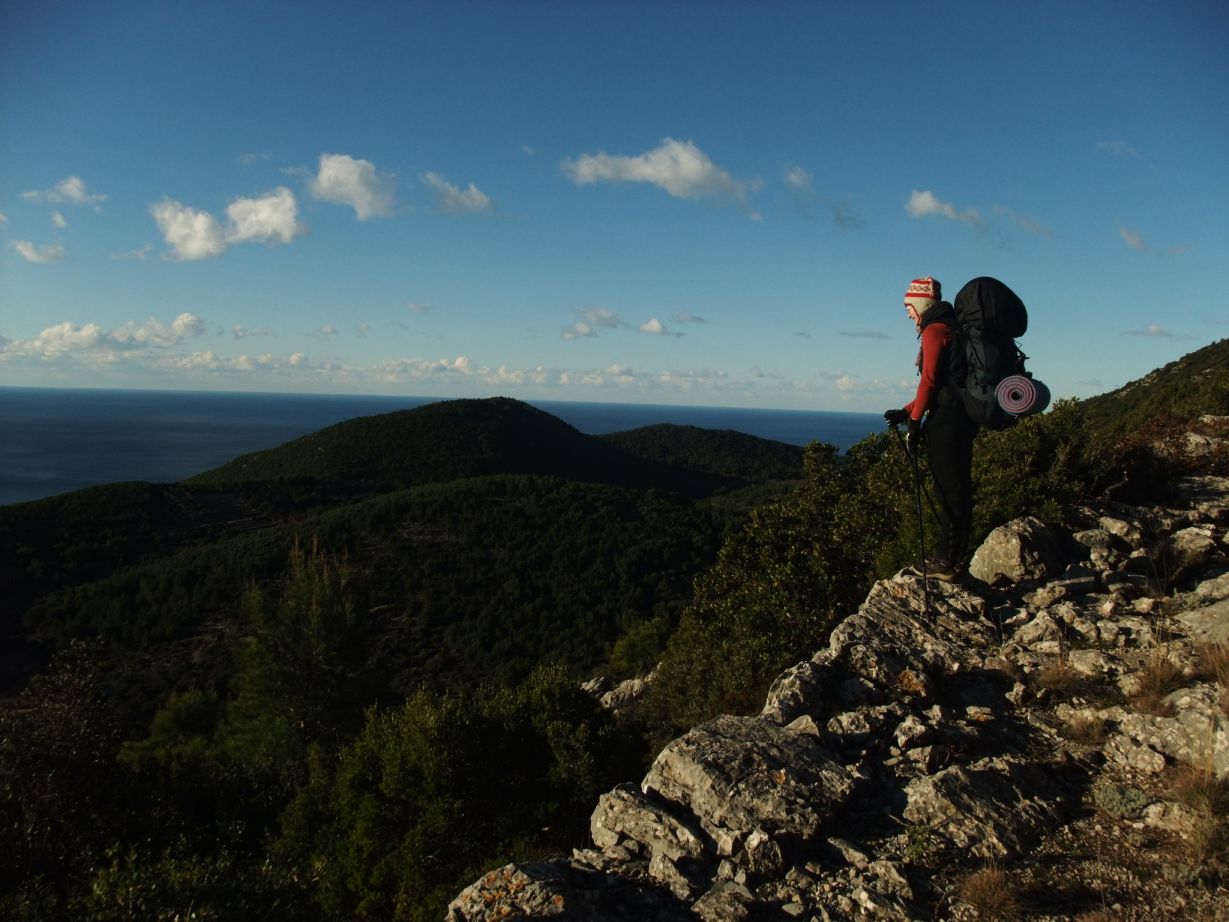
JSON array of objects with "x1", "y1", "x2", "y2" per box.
[{"x1": 447, "y1": 475, "x2": 1229, "y2": 921}]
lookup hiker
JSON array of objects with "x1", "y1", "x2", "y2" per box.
[{"x1": 883, "y1": 276, "x2": 978, "y2": 582}]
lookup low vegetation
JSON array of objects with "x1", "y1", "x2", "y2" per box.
[
  {"x1": 3, "y1": 338, "x2": 1228, "y2": 918},
  {"x1": 958, "y1": 866, "x2": 1023, "y2": 920}
]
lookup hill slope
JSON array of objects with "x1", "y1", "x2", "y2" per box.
[
  {"x1": 1077, "y1": 337, "x2": 1229, "y2": 434},
  {"x1": 188, "y1": 397, "x2": 727, "y2": 495},
  {"x1": 600, "y1": 424, "x2": 803, "y2": 482}
]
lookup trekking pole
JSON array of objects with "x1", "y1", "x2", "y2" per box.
[
  {"x1": 891, "y1": 425, "x2": 931, "y2": 617},
  {"x1": 890, "y1": 426, "x2": 940, "y2": 523}
]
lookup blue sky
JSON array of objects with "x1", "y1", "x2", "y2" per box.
[{"x1": 1, "y1": 0, "x2": 1226, "y2": 411}]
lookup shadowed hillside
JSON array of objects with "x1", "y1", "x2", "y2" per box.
[
  {"x1": 600, "y1": 424, "x2": 803, "y2": 482},
  {"x1": 5, "y1": 346, "x2": 1229, "y2": 920},
  {"x1": 188, "y1": 396, "x2": 730, "y2": 497}
]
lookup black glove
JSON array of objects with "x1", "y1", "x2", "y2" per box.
[
  {"x1": 883, "y1": 408, "x2": 909, "y2": 426},
  {"x1": 905, "y1": 417, "x2": 921, "y2": 457}
]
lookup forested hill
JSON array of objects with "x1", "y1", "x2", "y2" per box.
[
  {"x1": 1076, "y1": 336, "x2": 1229, "y2": 434},
  {"x1": 188, "y1": 396, "x2": 754, "y2": 496},
  {"x1": 6, "y1": 347, "x2": 1229, "y2": 920},
  {"x1": 1, "y1": 398, "x2": 807, "y2": 685},
  {"x1": 600, "y1": 424, "x2": 803, "y2": 481}
]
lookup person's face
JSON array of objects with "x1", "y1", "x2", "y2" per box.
[{"x1": 905, "y1": 302, "x2": 921, "y2": 329}]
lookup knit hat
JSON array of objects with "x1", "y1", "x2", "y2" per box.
[{"x1": 904, "y1": 276, "x2": 941, "y2": 316}]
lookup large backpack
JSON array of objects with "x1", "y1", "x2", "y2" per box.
[{"x1": 952, "y1": 277, "x2": 1044, "y2": 429}]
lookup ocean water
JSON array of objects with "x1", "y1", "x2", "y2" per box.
[{"x1": 0, "y1": 387, "x2": 883, "y2": 506}]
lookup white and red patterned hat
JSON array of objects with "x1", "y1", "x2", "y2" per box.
[{"x1": 904, "y1": 276, "x2": 941, "y2": 316}]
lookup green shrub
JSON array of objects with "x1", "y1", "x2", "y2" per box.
[
  {"x1": 1091, "y1": 778, "x2": 1150, "y2": 819},
  {"x1": 278, "y1": 665, "x2": 642, "y2": 922},
  {"x1": 642, "y1": 439, "x2": 912, "y2": 741}
]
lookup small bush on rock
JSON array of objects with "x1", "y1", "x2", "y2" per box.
[
  {"x1": 958, "y1": 866, "x2": 1023, "y2": 920},
  {"x1": 1063, "y1": 714, "x2": 1109, "y2": 745},
  {"x1": 1091, "y1": 778, "x2": 1150, "y2": 819},
  {"x1": 1130, "y1": 652, "x2": 1186, "y2": 717}
]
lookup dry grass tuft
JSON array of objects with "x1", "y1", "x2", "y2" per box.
[
  {"x1": 1198, "y1": 642, "x2": 1229, "y2": 716},
  {"x1": 1129, "y1": 651, "x2": 1185, "y2": 717},
  {"x1": 1169, "y1": 764, "x2": 1229, "y2": 818},
  {"x1": 1034, "y1": 658, "x2": 1085, "y2": 697},
  {"x1": 1198, "y1": 640, "x2": 1229, "y2": 683},
  {"x1": 1062, "y1": 713, "x2": 1110, "y2": 745},
  {"x1": 1169, "y1": 764, "x2": 1229, "y2": 864},
  {"x1": 958, "y1": 867, "x2": 1023, "y2": 920}
]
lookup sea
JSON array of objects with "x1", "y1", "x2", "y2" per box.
[{"x1": 0, "y1": 387, "x2": 884, "y2": 506}]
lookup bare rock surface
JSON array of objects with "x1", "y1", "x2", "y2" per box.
[{"x1": 448, "y1": 473, "x2": 1229, "y2": 920}]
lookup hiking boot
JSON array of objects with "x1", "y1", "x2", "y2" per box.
[
  {"x1": 927, "y1": 558, "x2": 961, "y2": 581},
  {"x1": 911, "y1": 558, "x2": 960, "y2": 582}
]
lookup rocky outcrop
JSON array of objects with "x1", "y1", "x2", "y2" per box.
[{"x1": 447, "y1": 475, "x2": 1229, "y2": 920}]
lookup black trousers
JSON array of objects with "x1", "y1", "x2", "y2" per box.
[{"x1": 924, "y1": 400, "x2": 979, "y2": 564}]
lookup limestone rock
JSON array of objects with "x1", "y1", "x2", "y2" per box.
[
  {"x1": 969, "y1": 517, "x2": 1066, "y2": 585},
  {"x1": 444, "y1": 861, "x2": 690, "y2": 921},
  {"x1": 447, "y1": 474, "x2": 1229, "y2": 920},
  {"x1": 590, "y1": 783, "x2": 708, "y2": 863},
  {"x1": 1175, "y1": 596, "x2": 1229, "y2": 644},
  {"x1": 1115, "y1": 683, "x2": 1229, "y2": 778},
  {"x1": 902, "y1": 761, "x2": 1075, "y2": 858},
  {"x1": 642, "y1": 715, "x2": 854, "y2": 846}
]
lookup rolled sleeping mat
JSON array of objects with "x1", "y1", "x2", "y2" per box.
[{"x1": 995, "y1": 375, "x2": 1050, "y2": 417}]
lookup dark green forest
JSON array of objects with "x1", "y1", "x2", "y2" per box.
[{"x1": 4, "y1": 341, "x2": 1228, "y2": 921}]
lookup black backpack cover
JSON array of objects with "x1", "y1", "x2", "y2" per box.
[{"x1": 952, "y1": 277, "x2": 1030, "y2": 429}]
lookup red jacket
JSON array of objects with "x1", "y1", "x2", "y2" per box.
[{"x1": 904, "y1": 319, "x2": 954, "y2": 421}]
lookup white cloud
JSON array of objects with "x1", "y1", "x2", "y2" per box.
[
  {"x1": 111, "y1": 243, "x2": 153, "y2": 261},
  {"x1": 640, "y1": 317, "x2": 682, "y2": 337},
  {"x1": 784, "y1": 165, "x2": 812, "y2": 191},
  {"x1": 23, "y1": 175, "x2": 107, "y2": 207},
  {"x1": 420, "y1": 171, "x2": 493, "y2": 214},
  {"x1": 786, "y1": 166, "x2": 864, "y2": 229},
  {"x1": 309, "y1": 153, "x2": 396, "y2": 219},
  {"x1": 1118, "y1": 225, "x2": 1186, "y2": 256},
  {"x1": 375, "y1": 355, "x2": 478, "y2": 383},
  {"x1": 16, "y1": 321, "x2": 104, "y2": 355},
  {"x1": 822, "y1": 369, "x2": 896, "y2": 396},
  {"x1": 112, "y1": 312, "x2": 206, "y2": 348},
  {"x1": 10, "y1": 240, "x2": 66, "y2": 263},
  {"x1": 225, "y1": 187, "x2": 305, "y2": 245},
  {"x1": 405, "y1": 301, "x2": 431, "y2": 314},
  {"x1": 51, "y1": 211, "x2": 68, "y2": 230},
  {"x1": 1, "y1": 312, "x2": 206, "y2": 361},
  {"x1": 1098, "y1": 140, "x2": 1140, "y2": 158},
  {"x1": 562, "y1": 138, "x2": 754, "y2": 206},
  {"x1": 232, "y1": 324, "x2": 273, "y2": 340},
  {"x1": 562, "y1": 321, "x2": 596, "y2": 340},
  {"x1": 673, "y1": 311, "x2": 708, "y2": 324},
  {"x1": 356, "y1": 323, "x2": 370, "y2": 336},
  {"x1": 1119, "y1": 226, "x2": 1148, "y2": 252},
  {"x1": 150, "y1": 198, "x2": 227, "y2": 261},
  {"x1": 579, "y1": 307, "x2": 621, "y2": 328},
  {"x1": 905, "y1": 190, "x2": 984, "y2": 229},
  {"x1": 993, "y1": 204, "x2": 1053, "y2": 238},
  {"x1": 150, "y1": 188, "x2": 305, "y2": 260},
  {"x1": 237, "y1": 151, "x2": 272, "y2": 166},
  {"x1": 563, "y1": 306, "x2": 623, "y2": 340},
  {"x1": 0, "y1": 211, "x2": 7, "y2": 226},
  {"x1": 1126, "y1": 323, "x2": 1171, "y2": 337}
]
